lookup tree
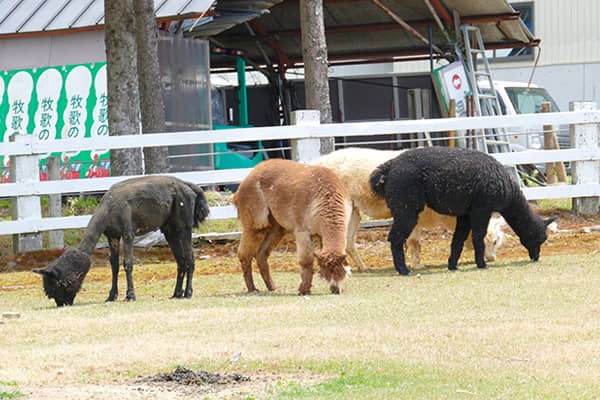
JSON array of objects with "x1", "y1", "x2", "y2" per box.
[
  {"x1": 134, "y1": 0, "x2": 170, "y2": 174},
  {"x1": 104, "y1": 0, "x2": 143, "y2": 176},
  {"x1": 299, "y1": 0, "x2": 334, "y2": 154}
]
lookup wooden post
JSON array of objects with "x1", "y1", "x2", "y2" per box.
[
  {"x1": 290, "y1": 110, "x2": 322, "y2": 163},
  {"x1": 448, "y1": 99, "x2": 456, "y2": 148},
  {"x1": 541, "y1": 102, "x2": 568, "y2": 184},
  {"x1": 10, "y1": 134, "x2": 43, "y2": 253},
  {"x1": 570, "y1": 101, "x2": 599, "y2": 215},
  {"x1": 47, "y1": 156, "x2": 64, "y2": 249}
]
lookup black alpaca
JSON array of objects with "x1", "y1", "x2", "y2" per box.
[
  {"x1": 370, "y1": 147, "x2": 555, "y2": 275},
  {"x1": 33, "y1": 176, "x2": 209, "y2": 306}
]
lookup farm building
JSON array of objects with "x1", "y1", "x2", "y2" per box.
[{"x1": 209, "y1": 1, "x2": 598, "y2": 127}]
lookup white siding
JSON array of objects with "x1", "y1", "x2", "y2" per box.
[{"x1": 535, "y1": 0, "x2": 600, "y2": 65}]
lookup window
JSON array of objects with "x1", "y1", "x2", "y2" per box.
[{"x1": 505, "y1": 87, "x2": 559, "y2": 114}]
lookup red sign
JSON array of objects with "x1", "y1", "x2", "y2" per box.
[{"x1": 452, "y1": 74, "x2": 462, "y2": 90}]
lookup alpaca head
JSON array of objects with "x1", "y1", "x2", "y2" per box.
[
  {"x1": 315, "y1": 252, "x2": 351, "y2": 294},
  {"x1": 32, "y1": 247, "x2": 91, "y2": 307},
  {"x1": 519, "y1": 216, "x2": 557, "y2": 261}
]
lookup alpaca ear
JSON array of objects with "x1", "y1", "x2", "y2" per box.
[
  {"x1": 32, "y1": 268, "x2": 58, "y2": 279},
  {"x1": 544, "y1": 216, "x2": 557, "y2": 227}
]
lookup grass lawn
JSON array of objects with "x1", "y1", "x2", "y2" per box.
[{"x1": 1, "y1": 250, "x2": 599, "y2": 399}]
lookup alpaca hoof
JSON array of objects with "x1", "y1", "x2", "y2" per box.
[
  {"x1": 125, "y1": 294, "x2": 136, "y2": 302},
  {"x1": 172, "y1": 290, "x2": 184, "y2": 298},
  {"x1": 184, "y1": 291, "x2": 193, "y2": 299},
  {"x1": 477, "y1": 264, "x2": 488, "y2": 269},
  {"x1": 298, "y1": 289, "x2": 311, "y2": 296},
  {"x1": 448, "y1": 265, "x2": 458, "y2": 271},
  {"x1": 397, "y1": 269, "x2": 411, "y2": 276},
  {"x1": 330, "y1": 285, "x2": 341, "y2": 295},
  {"x1": 247, "y1": 288, "x2": 259, "y2": 293},
  {"x1": 105, "y1": 294, "x2": 117, "y2": 302}
]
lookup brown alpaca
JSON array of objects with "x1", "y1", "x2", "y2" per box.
[{"x1": 233, "y1": 159, "x2": 352, "y2": 295}]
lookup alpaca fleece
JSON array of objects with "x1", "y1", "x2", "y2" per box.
[
  {"x1": 233, "y1": 159, "x2": 352, "y2": 295},
  {"x1": 370, "y1": 147, "x2": 554, "y2": 275},
  {"x1": 34, "y1": 176, "x2": 209, "y2": 306}
]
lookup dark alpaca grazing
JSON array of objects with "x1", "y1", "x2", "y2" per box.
[
  {"x1": 33, "y1": 176, "x2": 209, "y2": 306},
  {"x1": 369, "y1": 147, "x2": 555, "y2": 276},
  {"x1": 33, "y1": 247, "x2": 91, "y2": 307}
]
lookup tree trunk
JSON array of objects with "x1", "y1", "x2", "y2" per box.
[
  {"x1": 134, "y1": 0, "x2": 170, "y2": 174},
  {"x1": 299, "y1": 0, "x2": 334, "y2": 154},
  {"x1": 104, "y1": 0, "x2": 143, "y2": 176}
]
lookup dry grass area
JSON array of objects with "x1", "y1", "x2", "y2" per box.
[{"x1": 1, "y1": 208, "x2": 600, "y2": 399}]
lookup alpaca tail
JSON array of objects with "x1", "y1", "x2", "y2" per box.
[
  {"x1": 369, "y1": 160, "x2": 392, "y2": 198},
  {"x1": 186, "y1": 183, "x2": 210, "y2": 228}
]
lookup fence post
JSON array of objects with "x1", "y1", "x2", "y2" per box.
[
  {"x1": 570, "y1": 101, "x2": 600, "y2": 215},
  {"x1": 47, "y1": 156, "x2": 64, "y2": 249},
  {"x1": 541, "y1": 102, "x2": 567, "y2": 184},
  {"x1": 290, "y1": 110, "x2": 321, "y2": 163},
  {"x1": 9, "y1": 134, "x2": 43, "y2": 253}
]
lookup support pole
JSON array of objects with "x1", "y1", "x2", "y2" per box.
[
  {"x1": 541, "y1": 102, "x2": 567, "y2": 184},
  {"x1": 236, "y1": 55, "x2": 249, "y2": 126},
  {"x1": 370, "y1": 0, "x2": 444, "y2": 55},
  {"x1": 47, "y1": 156, "x2": 64, "y2": 249},
  {"x1": 10, "y1": 134, "x2": 42, "y2": 253},
  {"x1": 570, "y1": 101, "x2": 599, "y2": 215},
  {"x1": 448, "y1": 99, "x2": 456, "y2": 147}
]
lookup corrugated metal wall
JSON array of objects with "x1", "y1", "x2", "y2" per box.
[{"x1": 535, "y1": 0, "x2": 600, "y2": 65}]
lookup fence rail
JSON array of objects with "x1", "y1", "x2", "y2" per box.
[{"x1": 1, "y1": 107, "x2": 599, "y2": 238}]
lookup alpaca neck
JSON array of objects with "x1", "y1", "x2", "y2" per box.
[
  {"x1": 78, "y1": 211, "x2": 107, "y2": 255},
  {"x1": 500, "y1": 195, "x2": 539, "y2": 239},
  {"x1": 320, "y1": 227, "x2": 347, "y2": 258}
]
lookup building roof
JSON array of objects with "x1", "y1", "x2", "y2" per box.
[
  {"x1": 198, "y1": 0, "x2": 539, "y2": 69},
  {"x1": 0, "y1": 0, "x2": 215, "y2": 37},
  {"x1": 0, "y1": 0, "x2": 538, "y2": 72}
]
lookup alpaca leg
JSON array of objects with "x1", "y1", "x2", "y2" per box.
[
  {"x1": 346, "y1": 207, "x2": 367, "y2": 272},
  {"x1": 388, "y1": 214, "x2": 419, "y2": 276},
  {"x1": 122, "y1": 233, "x2": 136, "y2": 301},
  {"x1": 448, "y1": 215, "x2": 471, "y2": 271},
  {"x1": 470, "y1": 210, "x2": 493, "y2": 269},
  {"x1": 256, "y1": 224, "x2": 285, "y2": 291},
  {"x1": 386, "y1": 177, "x2": 425, "y2": 276},
  {"x1": 106, "y1": 236, "x2": 120, "y2": 302},
  {"x1": 296, "y1": 231, "x2": 315, "y2": 295},
  {"x1": 406, "y1": 230, "x2": 423, "y2": 268},
  {"x1": 181, "y1": 233, "x2": 195, "y2": 298},
  {"x1": 162, "y1": 227, "x2": 188, "y2": 298},
  {"x1": 238, "y1": 229, "x2": 267, "y2": 292}
]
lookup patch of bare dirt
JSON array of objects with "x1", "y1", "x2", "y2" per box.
[
  {"x1": 22, "y1": 370, "x2": 322, "y2": 400},
  {"x1": 138, "y1": 366, "x2": 250, "y2": 386}
]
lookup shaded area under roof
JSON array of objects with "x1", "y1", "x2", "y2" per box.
[
  {"x1": 0, "y1": 0, "x2": 215, "y2": 37},
  {"x1": 194, "y1": 0, "x2": 538, "y2": 69}
]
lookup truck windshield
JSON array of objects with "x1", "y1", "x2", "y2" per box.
[{"x1": 505, "y1": 87, "x2": 560, "y2": 114}]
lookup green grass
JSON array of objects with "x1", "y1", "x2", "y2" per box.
[
  {"x1": 1, "y1": 251, "x2": 600, "y2": 398},
  {"x1": 0, "y1": 382, "x2": 22, "y2": 399},
  {"x1": 537, "y1": 197, "x2": 572, "y2": 210},
  {"x1": 272, "y1": 362, "x2": 598, "y2": 399}
]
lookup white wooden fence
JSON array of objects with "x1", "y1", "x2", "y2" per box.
[{"x1": 1, "y1": 103, "x2": 599, "y2": 238}]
